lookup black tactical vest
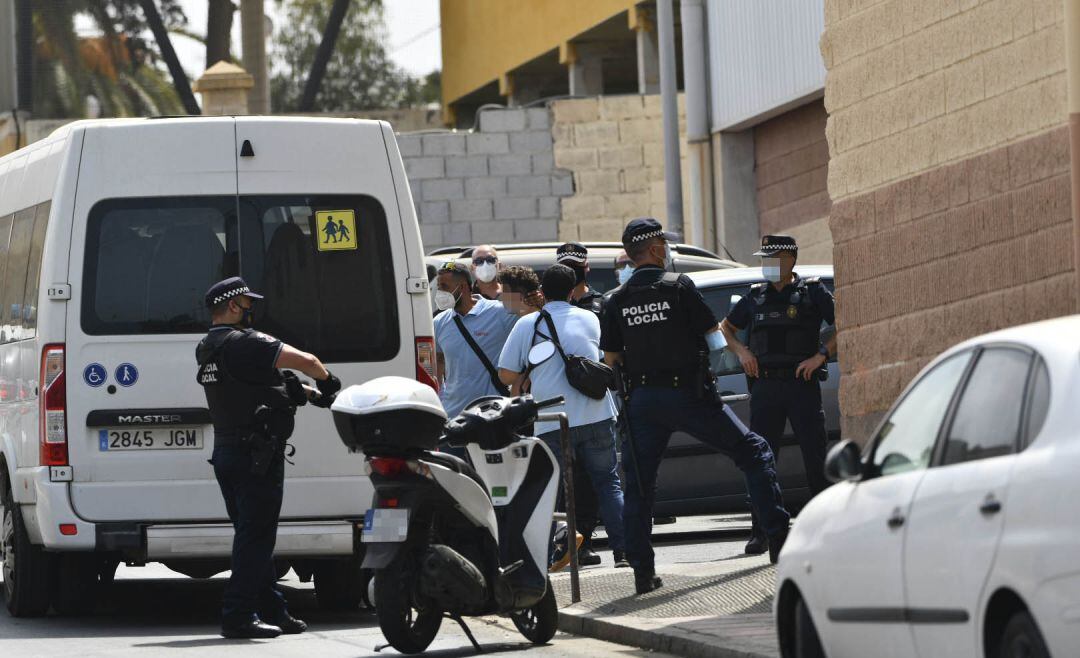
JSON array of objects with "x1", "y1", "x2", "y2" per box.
[
  {"x1": 747, "y1": 277, "x2": 823, "y2": 368},
  {"x1": 195, "y1": 327, "x2": 282, "y2": 436},
  {"x1": 574, "y1": 289, "x2": 604, "y2": 318},
  {"x1": 609, "y1": 272, "x2": 698, "y2": 377}
]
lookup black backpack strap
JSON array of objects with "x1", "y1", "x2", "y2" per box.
[
  {"x1": 452, "y1": 315, "x2": 510, "y2": 396},
  {"x1": 539, "y1": 310, "x2": 572, "y2": 367}
]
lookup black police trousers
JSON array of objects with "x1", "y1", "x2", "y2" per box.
[
  {"x1": 212, "y1": 439, "x2": 288, "y2": 626},
  {"x1": 749, "y1": 377, "x2": 829, "y2": 496}
]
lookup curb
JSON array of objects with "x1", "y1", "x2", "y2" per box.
[{"x1": 558, "y1": 608, "x2": 777, "y2": 658}]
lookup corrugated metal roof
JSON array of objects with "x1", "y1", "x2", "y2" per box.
[{"x1": 707, "y1": 0, "x2": 826, "y2": 132}]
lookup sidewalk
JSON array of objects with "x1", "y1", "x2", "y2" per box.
[{"x1": 551, "y1": 516, "x2": 779, "y2": 658}]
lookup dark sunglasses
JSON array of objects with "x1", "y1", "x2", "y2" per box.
[{"x1": 472, "y1": 255, "x2": 498, "y2": 265}]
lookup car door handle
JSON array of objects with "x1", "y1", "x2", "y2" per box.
[
  {"x1": 980, "y1": 496, "x2": 1002, "y2": 515},
  {"x1": 887, "y1": 508, "x2": 905, "y2": 529}
]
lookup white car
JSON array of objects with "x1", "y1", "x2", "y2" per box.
[{"x1": 774, "y1": 315, "x2": 1079, "y2": 658}]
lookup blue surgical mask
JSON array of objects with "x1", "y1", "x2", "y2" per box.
[{"x1": 617, "y1": 264, "x2": 634, "y2": 285}]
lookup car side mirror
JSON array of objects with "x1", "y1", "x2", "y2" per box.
[{"x1": 825, "y1": 439, "x2": 863, "y2": 483}]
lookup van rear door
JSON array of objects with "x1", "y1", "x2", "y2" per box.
[
  {"x1": 233, "y1": 118, "x2": 411, "y2": 518},
  {"x1": 66, "y1": 118, "x2": 239, "y2": 522}
]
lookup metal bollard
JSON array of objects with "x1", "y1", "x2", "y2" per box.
[{"x1": 538, "y1": 411, "x2": 579, "y2": 604}]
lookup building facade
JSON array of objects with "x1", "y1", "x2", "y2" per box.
[{"x1": 823, "y1": 0, "x2": 1076, "y2": 440}]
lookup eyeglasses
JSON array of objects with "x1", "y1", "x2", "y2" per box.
[{"x1": 472, "y1": 255, "x2": 498, "y2": 265}]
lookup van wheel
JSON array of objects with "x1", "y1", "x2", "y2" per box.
[
  {"x1": 314, "y1": 557, "x2": 364, "y2": 610},
  {"x1": 51, "y1": 554, "x2": 100, "y2": 616},
  {"x1": 793, "y1": 596, "x2": 826, "y2": 658},
  {"x1": 374, "y1": 554, "x2": 442, "y2": 654},
  {"x1": 996, "y1": 610, "x2": 1050, "y2": 658},
  {"x1": 511, "y1": 577, "x2": 558, "y2": 644},
  {"x1": 1, "y1": 469, "x2": 52, "y2": 617}
]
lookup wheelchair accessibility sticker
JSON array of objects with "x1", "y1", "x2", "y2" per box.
[
  {"x1": 316, "y1": 210, "x2": 357, "y2": 251},
  {"x1": 83, "y1": 363, "x2": 107, "y2": 387}
]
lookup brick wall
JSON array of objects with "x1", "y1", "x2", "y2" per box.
[
  {"x1": 551, "y1": 95, "x2": 689, "y2": 242},
  {"x1": 398, "y1": 106, "x2": 573, "y2": 250},
  {"x1": 822, "y1": 0, "x2": 1076, "y2": 441},
  {"x1": 754, "y1": 100, "x2": 833, "y2": 263}
]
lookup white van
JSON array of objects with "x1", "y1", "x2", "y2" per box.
[{"x1": 0, "y1": 117, "x2": 436, "y2": 616}]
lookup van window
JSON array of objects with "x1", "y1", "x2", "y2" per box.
[
  {"x1": 0, "y1": 213, "x2": 11, "y2": 342},
  {"x1": 22, "y1": 202, "x2": 50, "y2": 334},
  {"x1": 238, "y1": 194, "x2": 399, "y2": 363},
  {"x1": 1, "y1": 208, "x2": 35, "y2": 341},
  {"x1": 82, "y1": 196, "x2": 236, "y2": 334}
]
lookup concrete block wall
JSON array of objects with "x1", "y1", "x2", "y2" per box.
[
  {"x1": 754, "y1": 100, "x2": 833, "y2": 264},
  {"x1": 551, "y1": 95, "x2": 690, "y2": 242},
  {"x1": 822, "y1": 0, "x2": 1075, "y2": 442},
  {"x1": 398, "y1": 106, "x2": 572, "y2": 250}
]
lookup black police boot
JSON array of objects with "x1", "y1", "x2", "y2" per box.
[
  {"x1": 272, "y1": 613, "x2": 307, "y2": 635},
  {"x1": 768, "y1": 527, "x2": 789, "y2": 565},
  {"x1": 612, "y1": 550, "x2": 630, "y2": 568},
  {"x1": 744, "y1": 528, "x2": 768, "y2": 555},
  {"x1": 578, "y1": 547, "x2": 602, "y2": 567},
  {"x1": 634, "y1": 570, "x2": 663, "y2": 595},
  {"x1": 221, "y1": 616, "x2": 282, "y2": 639}
]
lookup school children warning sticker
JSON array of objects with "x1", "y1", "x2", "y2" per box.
[{"x1": 315, "y1": 210, "x2": 357, "y2": 251}]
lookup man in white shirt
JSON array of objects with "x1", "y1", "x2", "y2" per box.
[{"x1": 497, "y1": 264, "x2": 627, "y2": 568}]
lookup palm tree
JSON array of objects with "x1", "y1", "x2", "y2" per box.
[{"x1": 29, "y1": 1, "x2": 193, "y2": 118}]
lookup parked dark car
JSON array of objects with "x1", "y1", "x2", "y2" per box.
[
  {"x1": 652, "y1": 265, "x2": 840, "y2": 516},
  {"x1": 425, "y1": 242, "x2": 742, "y2": 293}
]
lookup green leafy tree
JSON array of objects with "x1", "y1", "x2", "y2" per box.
[{"x1": 270, "y1": 0, "x2": 439, "y2": 112}]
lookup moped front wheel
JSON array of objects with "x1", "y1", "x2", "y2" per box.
[
  {"x1": 374, "y1": 553, "x2": 443, "y2": 654},
  {"x1": 511, "y1": 576, "x2": 558, "y2": 644}
]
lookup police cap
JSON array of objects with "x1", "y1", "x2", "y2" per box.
[
  {"x1": 621, "y1": 217, "x2": 678, "y2": 246},
  {"x1": 753, "y1": 234, "x2": 798, "y2": 257},
  {"x1": 204, "y1": 276, "x2": 263, "y2": 308},
  {"x1": 556, "y1": 241, "x2": 588, "y2": 265}
]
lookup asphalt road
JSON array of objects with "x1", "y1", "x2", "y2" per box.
[{"x1": 0, "y1": 522, "x2": 746, "y2": 657}]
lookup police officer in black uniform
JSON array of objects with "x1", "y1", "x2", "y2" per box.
[
  {"x1": 721, "y1": 235, "x2": 836, "y2": 553},
  {"x1": 196, "y1": 277, "x2": 341, "y2": 639},
  {"x1": 601, "y1": 219, "x2": 790, "y2": 594},
  {"x1": 557, "y1": 242, "x2": 604, "y2": 314}
]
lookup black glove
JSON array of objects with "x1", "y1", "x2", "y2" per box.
[
  {"x1": 310, "y1": 391, "x2": 337, "y2": 409},
  {"x1": 317, "y1": 372, "x2": 342, "y2": 398},
  {"x1": 282, "y1": 371, "x2": 308, "y2": 406}
]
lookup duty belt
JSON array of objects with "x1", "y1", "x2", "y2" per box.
[
  {"x1": 758, "y1": 367, "x2": 798, "y2": 380},
  {"x1": 630, "y1": 372, "x2": 698, "y2": 390}
]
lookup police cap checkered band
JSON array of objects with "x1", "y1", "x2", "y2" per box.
[
  {"x1": 753, "y1": 234, "x2": 798, "y2": 256},
  {"x1": 204, "y1": 276, "x2": 263, "y2": 308},
  {"x1": 621, "y1": 217, "x2": 678, "y2": 246},
  {"x1": 556, "y1": 241, "x2": 588, "y2": 264}
]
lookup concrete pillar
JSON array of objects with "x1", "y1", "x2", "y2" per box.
[
  {"x1": 0, "y1": 0, "x2": 15, "y2": 112},
  {"x1": 194, "y1": 61, "x2": 254, "y2": 115},
  {"x1": 630, "y1": 6, "x2": 659, "y2": 94},
  {"x1": 657, "y1": 0, "x2": 684, "y2": 234},
  {"x1": 711, "y1": 130, "x2": 760, "y2": 263},
  {"x1": 560, "y1": 42, "x2": 604, "y2": 96},
  {"x1": 240, "y1": 0, "x2": 269, "y2": 114}
]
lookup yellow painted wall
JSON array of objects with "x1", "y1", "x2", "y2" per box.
[{"x1": 440, "y1": 0, "x2": 639, "y2": 108}]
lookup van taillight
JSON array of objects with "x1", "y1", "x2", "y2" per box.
[
  {"x1": 415, "y1": 337, "x2": 439, "y2": 393},
  {"x1": 40, "y1": 344, "x2": 67, "y2": 466}
]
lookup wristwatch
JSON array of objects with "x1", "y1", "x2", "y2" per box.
[{"x1": 818, "y1": 345, "x2": 830, "y2": 358}]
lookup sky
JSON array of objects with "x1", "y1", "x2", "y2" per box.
[{"x1": 77, "y1": 0, "x2": 442, "y2": 79}]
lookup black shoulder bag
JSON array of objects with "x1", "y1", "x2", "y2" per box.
[
  {"x1": 452, "y1": 315, "x2": 511, "y2": 396},
  {"x1": 538, "y1": 310, "x2": 613, "y2": 400}
]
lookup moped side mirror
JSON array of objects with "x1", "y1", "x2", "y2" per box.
[
  {"x1": 825, "y1": 439, "x2": 863, "y2": 483},
  {"x1": 528, "y1": 342, "x2": 556, "y2": 367}
]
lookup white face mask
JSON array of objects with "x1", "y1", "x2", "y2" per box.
[
  {"x1": 662, "y1": 243, "x2": 673, "y2": 270},
  {"x1": 434, "y1": 289, "x2": 457, "y2": 311},
  {"x1": 474, "y1": 262, "x2": 497, "y2": 283},
  {"x1": 617, "y1": 264, "x2": 634, "y2": 285},
  {"x1": 762, "y1": 260, "x2": 782, "y2": 282}
]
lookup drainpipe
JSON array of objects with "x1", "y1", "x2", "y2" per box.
[
  {"x1": 680, "y1": 0, "x2": 714, "y2": 249},
  {"x1": 1067, "y1": 0, "x2": 1080, "y2": 311},
  {"x1": 657, "y1": 0, "x2": 684, "y2": 235}
]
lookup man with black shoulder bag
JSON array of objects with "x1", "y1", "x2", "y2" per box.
[{"x1": 497, "y1": 265, "x2": 628, "y2": 570}]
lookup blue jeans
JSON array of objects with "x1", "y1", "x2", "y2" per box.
[
  {"x1": 211, "y1": 441, "x2": 288, "y2": 626},
  {"x1": 623, "y1": 387, "x2": 789, "y2": 572},
  {"x1": 539, "y1": 419, "x2": 626, "y2": 552}
]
